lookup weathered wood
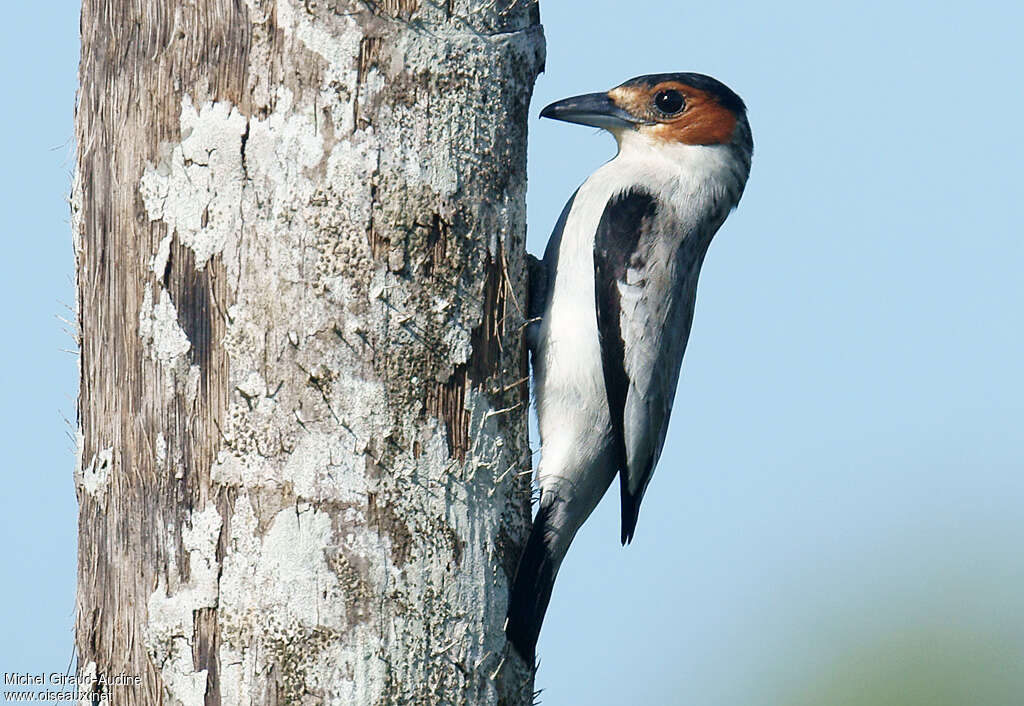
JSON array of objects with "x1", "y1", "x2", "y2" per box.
[{"x1": 72, "y1": 0, "x2": 544, "y2": 703}]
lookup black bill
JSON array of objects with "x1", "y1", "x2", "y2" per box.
[{"x1": 539, "y1": 92, "x2": 645, "y2": 129}]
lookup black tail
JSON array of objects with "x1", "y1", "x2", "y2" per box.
[
  {"x1": 620, "y1": 476, "x2": 642, "y2": 545},
  {"x1": 506, "y1": 503, "x2": 559, "y2": 665}
]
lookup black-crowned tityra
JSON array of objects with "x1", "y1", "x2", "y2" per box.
[{"x1": 507, "y1": 73, "x2": 753, "y2": 664}]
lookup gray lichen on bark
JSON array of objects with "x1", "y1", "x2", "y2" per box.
[{"x1": 73, "y1": 0, "x2": 545, "y2": 703}]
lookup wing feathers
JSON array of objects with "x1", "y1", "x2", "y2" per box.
[{"x1": 593, "y1": 189, "x2": 659, "y2": 544}]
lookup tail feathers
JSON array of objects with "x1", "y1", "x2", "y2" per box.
[
  {"x1": 506, "y1": 504, "x2": 559, "y2": 665},
  {"x1": 620, "y1": 476, "x2": 643, "y2": 545},
  {"x1": 620, "y1": 458, "x2": 658, "y2": 545}
]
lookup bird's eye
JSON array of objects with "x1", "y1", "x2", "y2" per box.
[{"x1": 653, "y1": 89, "x2": 685, "y2": 116}]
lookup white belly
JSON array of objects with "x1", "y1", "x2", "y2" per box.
[{"x1": 533, "y1": 172, "x2": 620, "y2": 500}]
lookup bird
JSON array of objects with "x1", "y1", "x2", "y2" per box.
[{"x1": 506, "y1": 72, "x2": 753, "y2": 664}]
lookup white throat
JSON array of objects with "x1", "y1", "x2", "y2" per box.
[{"x1": 607, "y1": 129, "x2": 749, "y2": 215}]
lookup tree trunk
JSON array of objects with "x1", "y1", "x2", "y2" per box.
[{"x1": 72, "y1": 1, "x2": 544, "y2": 703}]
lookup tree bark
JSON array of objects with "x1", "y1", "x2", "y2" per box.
[{"x1": 72, "y1": 1, "x2": 544, "y2": 703}]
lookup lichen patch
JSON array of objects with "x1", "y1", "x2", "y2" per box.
[
  {"x1": 216, "y1": 499, "x2": 382, "y2": 704},
  {"x1": 138, "y1": 285, "x2": 192, "y2": 365},
  {"x1": 144, "y1": 505, "x2": 222, "y2": 706},
  {"x1": 139, "y1": 98, "x2": 248, "y2": 271},
  {"x1": 137, "y1": 284, "x2": 198, "y2": 398},
  {"x1": 75, "y1": 446, "x2": 113, "y2": 500}
]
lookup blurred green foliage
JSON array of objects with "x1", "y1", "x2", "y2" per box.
[{"x1": 780, "y1": 625, "x2": 1024, "y2": 706}]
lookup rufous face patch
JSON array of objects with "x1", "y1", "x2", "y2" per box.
[{"x1": 609, "y1": 81, "x2": 738, "y2": 146}]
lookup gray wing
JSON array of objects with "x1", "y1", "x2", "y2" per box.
[{"x1": 593, "y1": 188, "x2": 702, "y2": 544}]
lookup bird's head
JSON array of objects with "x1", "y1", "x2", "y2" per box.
[{"x1": 540, "y1": 72, "x2": 749, "y2": 152}]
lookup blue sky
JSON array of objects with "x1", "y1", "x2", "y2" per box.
[
  {"x1": 1, "y1": 0, "x2": 81, "y2": 689},
  {"x1": 3, "y1": 1, "x2": 1023, "y2": 704}
]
